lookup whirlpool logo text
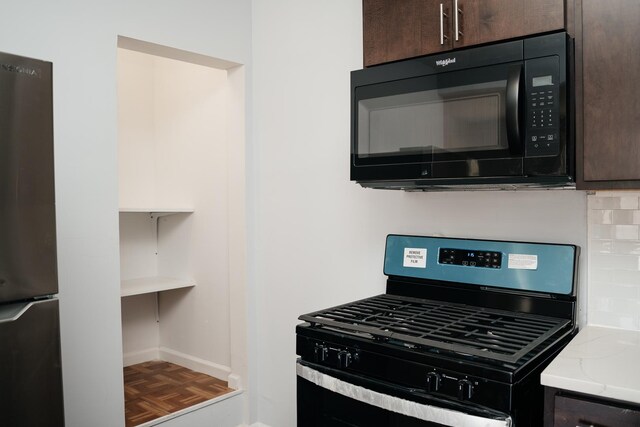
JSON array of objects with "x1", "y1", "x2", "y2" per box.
[{"x1": 435, "y1": 57, "x2": 456, "y2": 67}]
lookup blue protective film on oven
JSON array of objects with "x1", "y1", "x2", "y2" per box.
[{"x1": 383, "y1": 235, "x2": 577, "y2": 295}]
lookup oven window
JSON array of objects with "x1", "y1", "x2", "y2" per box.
[{"x1": 357, "y1": 81, "x2": 508, "y2": 160}]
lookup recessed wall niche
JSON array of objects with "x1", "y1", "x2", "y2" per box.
[{"x1": 117, "y1": 37, "x2": 246, "y2": 425}]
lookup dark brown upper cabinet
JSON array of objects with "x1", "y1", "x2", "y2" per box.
[
  {"x1": 363, "y1": 0, "x2": 454, "y2": 67},
  {"x1": 577, "y1": 0, "x2": 640, "y2": 189},
  {"x1": 363, "y1": 0, "x2": 566, "y2": 67},
  {"x1": 455, "y1": 0, "x2": 565, "y2": 48}
]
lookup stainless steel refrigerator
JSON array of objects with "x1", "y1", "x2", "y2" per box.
[{"x1": 0, "y1": 51, "x2": 64, "y2": 426}]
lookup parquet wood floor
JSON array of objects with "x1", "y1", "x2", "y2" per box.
[{"x1": 124, "y1": 360, "x2": 234, "y2": 426}]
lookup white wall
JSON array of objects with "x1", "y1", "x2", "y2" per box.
[
  {"x1": 152, "y1": 56, "x2": 232, "y2": 371},
  {"x1": 251, "y1": 1, "x2": 587, "y2": 426},
  {"x1": 0, "y1": 2, "x2": 251, "y2": 426}
]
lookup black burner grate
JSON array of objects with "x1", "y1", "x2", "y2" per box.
[{"x1": 299, "y1": 294, "x2": 571, "y2": 363}]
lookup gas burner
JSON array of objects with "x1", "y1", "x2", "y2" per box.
[{"x1": 301, "y1": 293, "x2": 571, "y2": 364}]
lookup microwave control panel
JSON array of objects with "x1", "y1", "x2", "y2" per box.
[{"x1": 525, "y1": 56, "x2": 561, "y2": 157}]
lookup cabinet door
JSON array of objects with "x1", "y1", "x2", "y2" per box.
[
  {"x1": 454, "y1": 0, "x2": 565, "y2": 48},
  {"x1": 580, "y1": 0, "x2": 640, "y2": 185},
  {"x1": 363, "y1": 0, "x2": 453, "y2": 67},
  {"x1": 554, "y1": 394, "x2": 640, "y2": 427},
  {"x1": 363, "y1": 0, "x2": 566, "y2": 66}
]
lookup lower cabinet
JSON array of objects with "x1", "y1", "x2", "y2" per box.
[{"x1": 545, "y1": 388, "x2": 640, "y2": 427}]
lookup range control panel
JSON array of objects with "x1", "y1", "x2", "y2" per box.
[
  {"x1": 438, "y1": 248, "x2": 502, "y2": 269},
  {"x1": 425, "y1": 370, "x2": 480, "y2": 402},
  {"x1": 312, "y1": 342, "x2": 360, "y2": 369},
  {"x1": 525, "y1": 56, "x2": 561, "y2": 157},
  {"x1": 383, "y1": 235, "x2": 577, "y2": 295},
  {"x1": 297, "y1": 334, "x2": 509, "y2": 411}
]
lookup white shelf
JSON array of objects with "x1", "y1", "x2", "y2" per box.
[
  {"x1": 121, "y1": 276, "x2": 196, "y2": 297},
  {"x1": 119, "y1": 208, "x2": 194, "y2": 217}
]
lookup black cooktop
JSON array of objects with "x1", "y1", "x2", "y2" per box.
[{"x1": 299, "y1": 293, "x2": 571, "y2": 365}]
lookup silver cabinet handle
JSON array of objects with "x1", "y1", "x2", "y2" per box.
[
  {"x1": 454, "y1": 0, "x2": 460, "y2": 41},
  {"x1": 440, "y1": 3, "x2": 445, "y2": 45},
  {"x1": 440, "y1": 3, "x2": 449, "y2": 46}
]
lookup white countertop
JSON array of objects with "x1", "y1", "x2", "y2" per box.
[{"x1": 541, "y1": 325, "x2": 640, "y2": 404}]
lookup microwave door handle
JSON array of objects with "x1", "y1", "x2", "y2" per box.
[{"x1": 506, "y1": 65, "x2": 523, "y2": 155}]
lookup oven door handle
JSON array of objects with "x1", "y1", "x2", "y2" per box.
[
  {"x1": 298, "y1": 360, "x2": 512, "y2": 425},
  {"x1": 506, "y1": 65, "x2": 524, "y2": 155}
]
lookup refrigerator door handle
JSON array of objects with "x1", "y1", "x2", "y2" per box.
[{"x1": 0, "y1": 301, "x2": 36, "y2": 323}]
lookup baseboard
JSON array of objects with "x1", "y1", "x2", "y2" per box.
[
  {"x1": 247, "y1": 423, "x2": 271, "y2": 427},
  {"x1": 159, "y1": 347, "x2": 231, "y2": 381},
  {"x1": 227, "y1": 373, "x2": 242, "y2": 390},
  {"x1": 123, "y1": 347, "x2": 238, "y2": 387},
  {"x1": 123, "y1": 348, "x2": 160, "y2": 367}
]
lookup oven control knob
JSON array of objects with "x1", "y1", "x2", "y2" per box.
[
  {"x1": 337, "y1": 350, "x2": 353, "y2": 369},
  {"x1": 426, "y1": 372, "x2": 441, "y2": 392},
  {"x1": 314, "y1": 343, "x2": 328, "y2": 363},
  {"x1": 457, "y1": 379, "x2": 474, "y2": 400}
]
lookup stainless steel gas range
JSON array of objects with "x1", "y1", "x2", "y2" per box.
[{"x1": 296, "y1": 235, "x2": 579, "y2": 426}]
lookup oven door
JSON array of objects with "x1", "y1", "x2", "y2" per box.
[
  {"x1": 297, "y1": 361, "x2": 512, "y2": 427},
  {"x1": 352, "y1": 61, "x2": 525, "y2": 183}
]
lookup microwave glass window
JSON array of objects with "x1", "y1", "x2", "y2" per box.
[{"x1": 358, "y1": 81, "x2": 508, "y2": 158}]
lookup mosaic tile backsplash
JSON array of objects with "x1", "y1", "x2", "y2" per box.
[{"x1": 588, "y1": 192, "x2": 640, "y2": 330}]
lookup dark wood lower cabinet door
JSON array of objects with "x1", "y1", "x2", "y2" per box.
[
  {"x1": 581, "y1": 0, "x2": 640, "y2": 184},
  {"x1": 554, "y1": 394, "x2": 640, "y2": 427}
]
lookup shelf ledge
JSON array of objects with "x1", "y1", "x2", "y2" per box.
[
  {"x1": 119, "y1": 208, "x2": 195, "y2": 217},
  {"x1": 121, "y1": 276, "x2": 196, "y2": 297}
]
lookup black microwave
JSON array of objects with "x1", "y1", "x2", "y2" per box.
[{"x1": 351, "y1": 32, "x2": 574, "y2": 190}]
